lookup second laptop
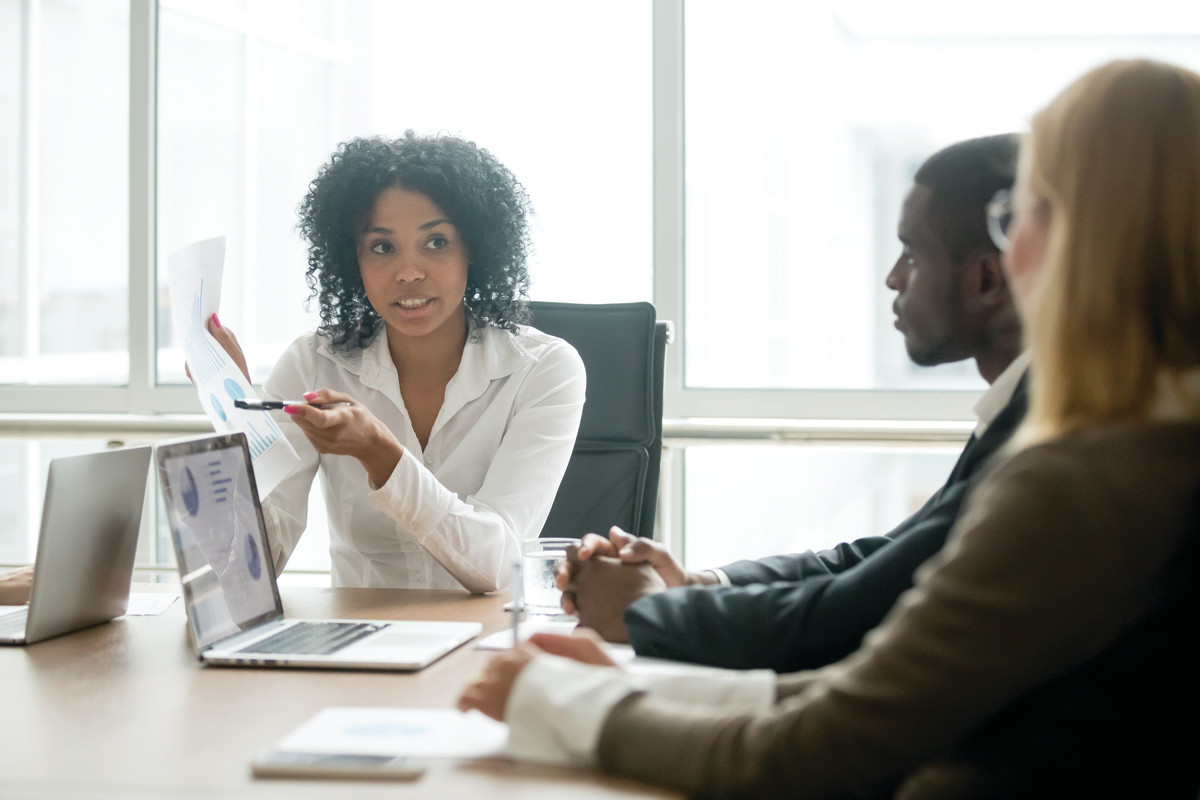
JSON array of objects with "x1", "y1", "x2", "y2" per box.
[{"x1": 156, "y1": 432, "x2": 479, "y2": 671}]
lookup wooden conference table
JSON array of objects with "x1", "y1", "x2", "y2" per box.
[{"x1": 0, "y1": 586, "x2": 679, "y2": 800}]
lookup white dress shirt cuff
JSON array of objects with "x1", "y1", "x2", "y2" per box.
[
  {"x1": 707, "y1": 568, "x2": 732, "y2": 587},
  {"x1": 505, "y1": 656, "x2": 777, "y2": 767},
  {"x1": 506, "y1": 655, "x2": 645, "y2": 767}
]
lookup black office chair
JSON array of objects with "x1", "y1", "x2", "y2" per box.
[{"x1": 528, "y1": 301, "x2": 670, "y2": 541}]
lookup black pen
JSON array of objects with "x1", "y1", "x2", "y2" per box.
[{"x1": 233, "y1": 399, "x2": 352, "y2": 411}]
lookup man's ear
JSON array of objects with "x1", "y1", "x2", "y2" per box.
[{"x1": 963, "y1": 250, "x2": 1011, "y2": 311}]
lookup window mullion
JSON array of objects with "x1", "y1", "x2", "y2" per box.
[
  {"x1": 241, "y1": 32, "x2": 259, "y2": 343},
  {"x1": 18, "y1": 0, "x2": 41, "y2": 382},
  {"x1": 652, "y1": 0, "x2": 685, "y2": 419},
  {"x1": 652, "y1": 0, "x2": 686, "y2": 555},
  {"x1": 128, "y1": 0, "x2": 157, "y2": 413}
]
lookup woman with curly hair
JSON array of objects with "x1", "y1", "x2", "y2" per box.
[{"x1": 210, "y1": 132, "x2": 585, "y2": 594}]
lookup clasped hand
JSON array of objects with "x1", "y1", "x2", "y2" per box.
[{"x1": 555, "y1": 526, "x2": 701, "y2": 643}]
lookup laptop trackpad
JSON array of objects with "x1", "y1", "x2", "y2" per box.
[
  {"x1": 342, "y1": 622, "x2": 479, "y2": 663},
  {"x1": 360, "y1": 632, "x2": 461, "y2": 652}
]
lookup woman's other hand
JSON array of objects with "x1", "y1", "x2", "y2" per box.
[
  {"x1": 284, "y1": 389, "x2": 404, "y2": 486},
  {"x1": 0, "y1": 565, "x2": 35, "y2": 605}
]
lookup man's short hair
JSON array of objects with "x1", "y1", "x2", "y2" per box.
[{"x1": 914, "y1": 134, "x2": 1020, "y2": 263}]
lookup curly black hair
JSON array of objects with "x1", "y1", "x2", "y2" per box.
[{"x1": 298, "y1": 132, "x2": 533, "y2": 350}]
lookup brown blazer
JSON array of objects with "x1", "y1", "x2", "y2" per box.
[{"x1": 598, "y1": 423, "x2": 1200, "y2": 799}]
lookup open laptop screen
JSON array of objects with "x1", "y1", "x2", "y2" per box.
[{"x1": 158, "y1": 433, "x2": 284, "y2": 649}]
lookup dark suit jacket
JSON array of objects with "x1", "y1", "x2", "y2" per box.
[{"x1": 624, "y1": 374, "x2": 1029, "y2": 672}]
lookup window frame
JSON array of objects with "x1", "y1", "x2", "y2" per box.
[
  {"x1": 1, "y1": 0, "x2": 984, "y2": 569},
  {"x1": 0, "y1": 0, "x2": 982, "y2": 423}
]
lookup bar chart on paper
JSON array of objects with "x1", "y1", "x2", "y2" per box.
[
  {"x1": 187, "y1": 281, "x2": 231, "y2": 387},
  {"x1": 243, "y1": 417, "x2": 285, "y2": 460}
]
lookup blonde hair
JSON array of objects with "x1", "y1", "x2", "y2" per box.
[{"x1": 1020, "y1": 59, "x2": 1200, "y2": 444}]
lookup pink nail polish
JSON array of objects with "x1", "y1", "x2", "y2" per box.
[
  {"x1": 283, "y1": 405, "x2": 298, "y2": 415},
  {"x1": 303, "y1": 391, "x2": 318, "y2": 401}
]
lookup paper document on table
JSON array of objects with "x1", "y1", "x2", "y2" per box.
[
  {"x1": 124, "y1": 593, "x2": 179, "y2": 616},
  {"x1": 274, "y1": 708, "x2": 508, "y2": 759},
  {"x1": 476, "y1": 618, "x2": 578, "y2": 650},
  {"x1": 165, "y1": 236, "x2": 299, "y2": 497}
]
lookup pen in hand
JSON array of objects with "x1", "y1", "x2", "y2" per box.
[{"x1": 234, "y1": 399, "x2": 353, "y2": 411}]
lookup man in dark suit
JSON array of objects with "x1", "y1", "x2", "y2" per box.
[{"x1": 560, "y1": 134, "x2": 1028, "y2": 672}]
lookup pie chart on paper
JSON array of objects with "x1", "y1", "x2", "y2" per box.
[
  {"x1": 209, "y1": 394, "x2": 227, "y2": 422},
  {"x1": 245, "y1": 534, "x2": 262, "y2": 580},
  {"x1": 181, "y1": 467, "x2": 200, "y2": 517}
]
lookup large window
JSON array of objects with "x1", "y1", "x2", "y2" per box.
[
  {"x1": 6, "y1": 0, "x2": 1200, "y2": 576},
  {"x1": 677, "y1": 0, "x2": 1200, "y2": 417},
  {"x1": 1, "y1": 0, "x2": 129, "y2": 385},
  {"x1": 155, "y1": 0, "x2": 653, "y2": 385}
]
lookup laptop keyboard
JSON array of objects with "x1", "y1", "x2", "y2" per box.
[
  {"x1": 235, "y1": 621, "x2": 384, "y2": 656},
  {"x1": 0, "y1": 608, "x2": 28, "y2": 637}
]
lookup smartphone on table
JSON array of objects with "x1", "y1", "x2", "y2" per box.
[{"x1": 251, "y1": 750, "x2": 427, "y2": 781}]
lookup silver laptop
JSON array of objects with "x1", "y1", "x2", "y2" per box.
[
  {"x1": 156, "y1": 432, "x2": 480, "y2": 670},
  {"x1": 0, "y1": 446, "x2": 152, "y2": 645}
]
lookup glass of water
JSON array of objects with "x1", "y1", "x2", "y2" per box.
[{"x1": 521, "y1": 538, "x2": 580, "y2": 616}]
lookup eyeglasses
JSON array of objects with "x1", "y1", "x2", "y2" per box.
[{"x1": 986, "y1": 188, "x2": 1013, "y2": 250}]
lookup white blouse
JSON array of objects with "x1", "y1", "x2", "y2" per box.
[{"x1": 259, "y1": 324, "x2": 585, "y2": 594}]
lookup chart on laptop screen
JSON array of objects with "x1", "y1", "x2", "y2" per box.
[{"x1": 162, "y1": 444, "x2": 277, "y2": 645}]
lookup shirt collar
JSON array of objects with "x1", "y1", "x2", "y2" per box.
[
  {"x1": 315, "y1": 324, "x2": 533, "y2": 408},
  {"x1": 974, "y1": 350, "x2": 1032, "y2": 437},
  {"x1": 314, "y1": 328, "x2": 392, "y2": 396},
  {"x1": 446, "y1": 325, "x2": 536, "y2": 406}
]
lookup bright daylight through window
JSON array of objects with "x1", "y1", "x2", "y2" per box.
[{"x1": 3, "y1": 0, "x2": 1200, "y2": 577}]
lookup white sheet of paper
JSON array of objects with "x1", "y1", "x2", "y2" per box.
[
  {"x1": 477, "y1": 623, "x2": 637, "y2": 665},
  {"x1": 165, "y1": 236, "x2": 299, "y2": 497},
  {"x1": 123, "y1": 593, "x2": 179, "y2": 616},
  {"x1": 503, "y1": 600, "x2": 576, "y2": 616},
  {"x1": 475, "y1": 618, "x2": 579, "y2": 650},
  {"x1": 274, "y1": 708, "x2": 508, "y2": 759}
]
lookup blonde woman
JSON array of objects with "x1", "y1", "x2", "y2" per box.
[{"x1": 460, "y1": 59, "x2": 1200, "y2": 798}]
